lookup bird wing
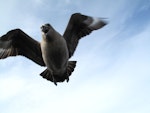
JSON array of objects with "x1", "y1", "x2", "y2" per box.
[
  {"x1": 63, "y1": 13, "x2": 107, "y2": 58},
  {"x1": 0, "y1": 29, "x2": 45, "y2": 66}
]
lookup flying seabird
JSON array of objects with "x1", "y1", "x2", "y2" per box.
[{"x1": 0, "y1": 13, "x2": 107, "y2": 85}]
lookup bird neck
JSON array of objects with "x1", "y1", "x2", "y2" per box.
[{"x1": 42, "y1": 29, "x2": 61, "y2": 42}]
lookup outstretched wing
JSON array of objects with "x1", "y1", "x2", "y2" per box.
[
  {"x1": 0, "y1": 29, "x2": 45, "y2": 66},
  {"x1": 63, "y1": 13, "x2": 107, "y2": 58}
]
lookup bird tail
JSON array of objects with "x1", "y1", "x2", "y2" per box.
[
  {"x1": 40, "y1": 61, "x2": 77, "y2": 84},
  {"x1": 66, "y1": 61, "x2": 77, "y2": 77},
  {"x1": 40, "y1": 69, "x2": 53, "y2": 81}
]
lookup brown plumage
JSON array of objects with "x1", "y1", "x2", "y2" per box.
[{"x1": 0, "y1": 13, "x2": 107, "y2": 85}]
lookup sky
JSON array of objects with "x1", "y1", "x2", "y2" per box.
[{"x1": 0, "y1": 0, "x2": 150, "y2": 113}]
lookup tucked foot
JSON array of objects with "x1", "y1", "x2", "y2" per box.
[
  {"x1": 51, "y1": 75, "x2": 57, "y2": 86},
  {"x1": 66, "y1": 76, "x2": 69, "y2": 82}
]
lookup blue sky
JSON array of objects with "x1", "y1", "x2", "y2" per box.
[{"x1": 0, "y1": 0, "x2": 150, "y2": 113}]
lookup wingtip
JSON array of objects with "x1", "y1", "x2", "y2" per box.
[
  {"x1": 99, "y1": 17, "x2": 109, "y2": 25},
  {"x1": 88, "y1": 17, "x2": 108, "y2": 30}
]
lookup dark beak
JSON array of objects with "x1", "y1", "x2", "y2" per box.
[{"x1": 41, "y1": 26, "x2": 49, "y2": 33}]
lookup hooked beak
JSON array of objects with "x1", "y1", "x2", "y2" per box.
[{"x1": 41, "y1": 25, "x2": 49, "y2": 33}]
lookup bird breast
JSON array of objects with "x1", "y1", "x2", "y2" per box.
[{"x1": 41, "y1": 35, "x2": 69, "y2": 74}]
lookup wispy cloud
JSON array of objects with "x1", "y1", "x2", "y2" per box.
[{"x1": 0, "y1": 0, "x2": 150, "y2": 113}]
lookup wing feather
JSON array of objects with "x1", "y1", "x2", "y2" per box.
[
  {"x1": 63, "y1": 13, "x2": 107, "y2": 57},
  {"x1": 0, "y1": 29, "x2": 45, "y2": 66}
]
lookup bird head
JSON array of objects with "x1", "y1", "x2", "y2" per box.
[{"x1": 41, "y1": 23, "x2": 52, "y2": 33}]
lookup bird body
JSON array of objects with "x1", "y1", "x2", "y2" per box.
[
  {"x1": 0, "y1": 13, "x2": 107, "y2": 85},
  {"x1": 40, "y1": 25, "x2": 70, "y2": 84}
]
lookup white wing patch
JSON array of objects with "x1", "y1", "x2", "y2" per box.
[
  {"x1": 89, "y1": 17, "x2": 105, "y2": 30},
  {"x1": 0, "y1": 47, "x2": 18, "y2": 58}
]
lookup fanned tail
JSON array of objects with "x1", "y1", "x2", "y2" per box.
[
  {"x1": 40, "y1": 61, "x2": 77, "y2": 85},
  {"x1": 40, "y1": 69, "x2": 53, "y2": 81},
  {"x1": 66, "y1": 61, "x2": 77, "y2": 77}
]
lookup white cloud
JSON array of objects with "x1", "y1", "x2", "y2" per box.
[
  {"x1": 0, "y1": 76, "x2": 25, "y2": 100},
  {"x1": 0, "y1": 0, "x2": 150, "y2": 113}
]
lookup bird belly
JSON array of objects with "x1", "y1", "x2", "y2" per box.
[{"x1": 41, "y1": 39, "x2": 69, "y2": 76}]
